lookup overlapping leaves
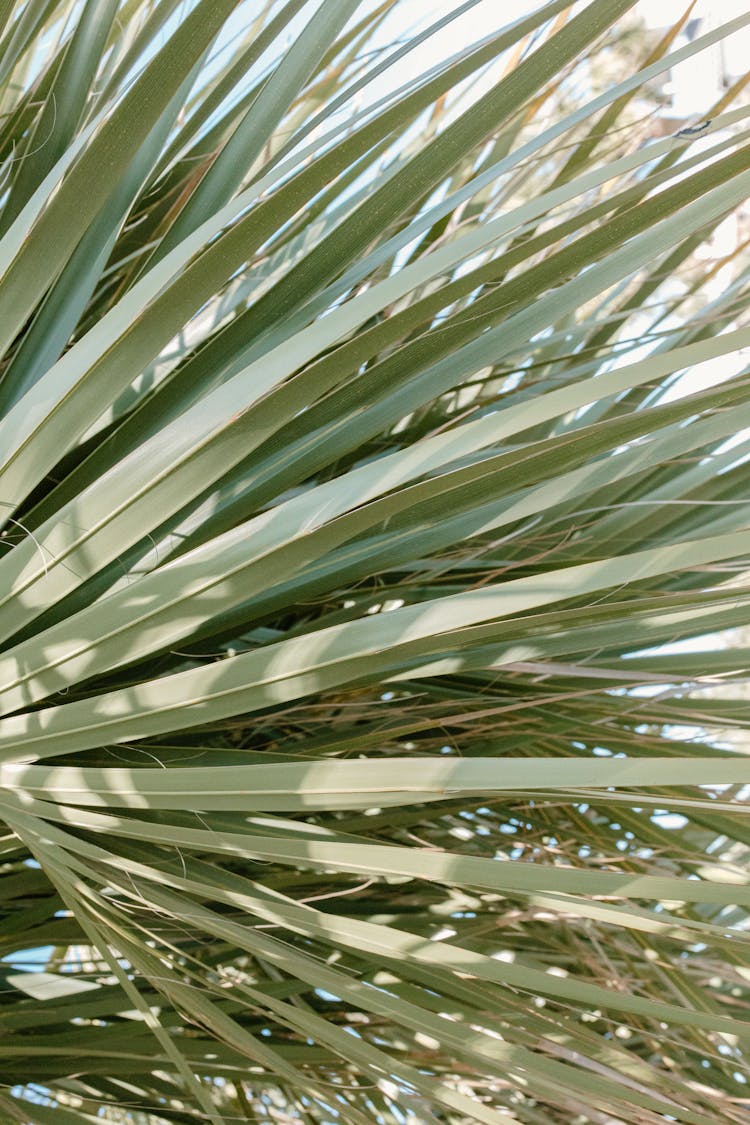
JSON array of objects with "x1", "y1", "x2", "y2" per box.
[{"x1": 1, "y1": 2, "x2": 750, "y2": 1123}]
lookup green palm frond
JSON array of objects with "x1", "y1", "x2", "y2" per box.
[{"x1": 1, "y1": 1, "x2": 750, "y2": 1122}]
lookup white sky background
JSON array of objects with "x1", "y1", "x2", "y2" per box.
[
  {"x1": 364, "y1": 0, "x2": 750, "y2": 105},
  {"x1": 209, "y1": 1, "x2": 750, "y2": 139}
]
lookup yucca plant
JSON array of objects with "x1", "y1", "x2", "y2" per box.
[{"x1": 1, "y1": 0, "x2": 750, "y2": 1121}]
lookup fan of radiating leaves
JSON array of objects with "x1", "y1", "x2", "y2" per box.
[{"x1": 1, "y1": 1, "x2": 750, "y2": 1122}]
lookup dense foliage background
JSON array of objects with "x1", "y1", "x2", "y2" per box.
[{"x1": 1, "y1": 1, "x2": 750, "y2": 1121}]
